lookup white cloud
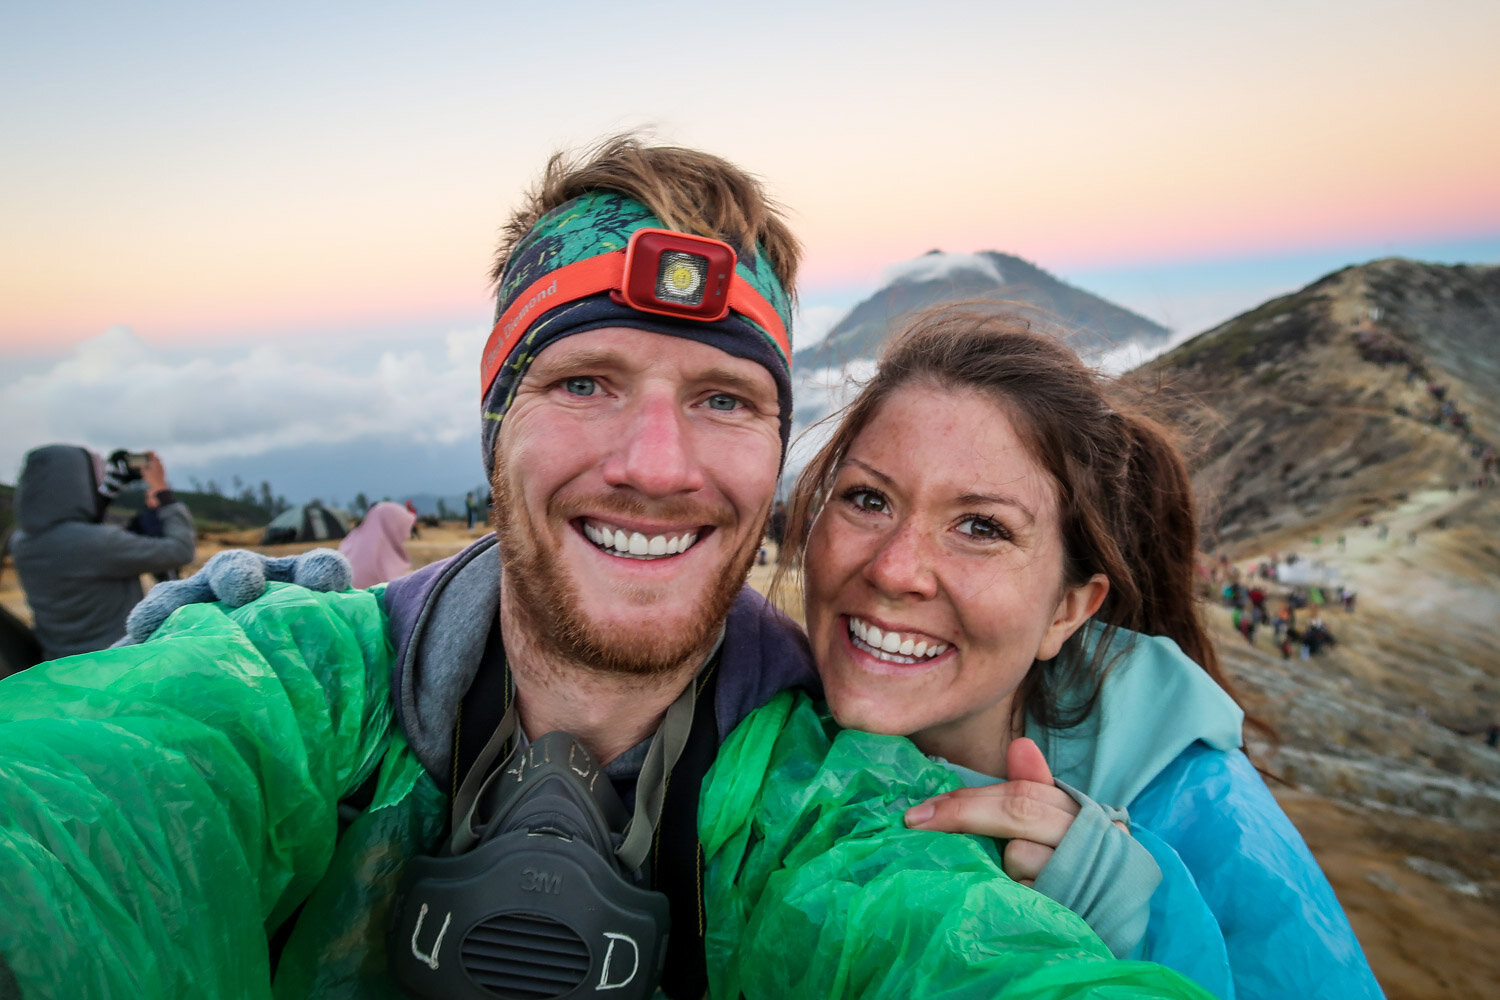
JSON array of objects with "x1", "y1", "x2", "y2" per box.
[
  {"x1": 791, "y1": 303, "x2": 848, "y2": 352},
  {"x1": 880, "y1": 252, "x2": 1005, "y2": 288},
  {"x1": 783, "y1": 358, "x2": 880, "y2": 485},
  {"x1": 1, "y1": 324, "x2": 484, "y2": 482}
]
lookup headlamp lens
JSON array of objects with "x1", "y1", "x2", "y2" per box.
[{"x1": 655, "y1": 251, "x2": 708, "y2": 306}]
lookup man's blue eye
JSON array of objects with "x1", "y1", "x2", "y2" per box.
[
  {"x1": 706, "y1": 394, "x2": 741, "y2": 411},
  {"x1": 564, "y1": 377, "x2": 597, "y2": 396}
]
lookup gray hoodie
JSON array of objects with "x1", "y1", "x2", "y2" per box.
[{"x1": 12, "y1": 445, "x2": 196, "y2": 659}]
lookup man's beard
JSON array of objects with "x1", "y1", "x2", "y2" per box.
[{"x1": 490, "y1": 457, "x2": 764, "y2": 678}]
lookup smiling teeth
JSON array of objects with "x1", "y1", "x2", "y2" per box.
[
  {"x1": 583, "y1": 521, "x2": 699, "y2": 560},
  {"x1": 848, "y1": 617, "x2": 948, "y2": 664}
]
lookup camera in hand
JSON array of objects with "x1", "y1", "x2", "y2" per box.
[{"x1": 124, "y1": 452, "x2": 150, "y2": 472}]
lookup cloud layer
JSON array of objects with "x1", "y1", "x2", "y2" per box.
[{"x1": 2, "y1": 324, "x2": 486, "y2": 490}]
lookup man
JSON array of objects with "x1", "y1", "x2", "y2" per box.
[
  {"x1": 11, "y1": 445, "x2": 195, "y2": 659},
  {"x1": 0, "y1": 135, "x2": 814, "y2": 998}
]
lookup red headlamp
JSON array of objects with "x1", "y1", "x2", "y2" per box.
[
  {"x1": 481, "y1": 228, "x2": 789, "y2": 400},
  {"x1": 619, "y1": 228, "x2": 736, "y2": 321}
]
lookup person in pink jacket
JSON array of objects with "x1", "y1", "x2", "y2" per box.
[{"x1": 338, "y1": 500, "x2": 416, "y2": 588}]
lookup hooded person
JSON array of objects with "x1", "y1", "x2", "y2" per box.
[
  {"x1": 339, "y1": 501, "x2": 417, "y2": 588},
  {"x1": 10, "y1": 444, "x2": 195, "y2": 659}
]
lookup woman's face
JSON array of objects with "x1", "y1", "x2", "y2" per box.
[{"x1": 803, "y1": 382, "x2": 1105, "y2": 774}]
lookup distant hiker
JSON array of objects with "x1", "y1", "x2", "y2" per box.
[
  {"x1": 768, "y1": 499, "x2": 788, "y2": 563},
  {"x1": 404, "y1": 499, "x2": 420, "y2": 539},
  {"x1": 1486, "y1": 724, "x2": 1498, "y2": 749},
  {"x1": 338, "y1": 501, "x2": 416, "y2": 588},
  {"x1": 1302, "y1": 615, "x2": 1336, "y2": 658},
  {"x1": 1247, "y1": 586, "x2": 1267, "y2": 624},
  {"x1": 1273, "y1": 604, "x2": 1293, "y2": 644},
  {"x1": 464, "y1": 491, "x2": 478, "y2": 530},
  {"x1": 1280, "y1": 624, "x2": 1300, "y2": 660},
  {"x1": 1232, "y1": 606, "x2": 1256, "y2": 644},
  {"x1": 11, "y1": 445, "x2": 195, "y2": 659}
]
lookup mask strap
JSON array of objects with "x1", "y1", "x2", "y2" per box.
[
  {"x1": 616, "y1": 676, "x2": 695, "y2": 872},
  {"x1": 448, "y1": 695, "x2": 518, "y2": 851}
]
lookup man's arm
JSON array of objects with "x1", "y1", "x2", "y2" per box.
[
  {"x1": 701, "y1": 691, "x2": 1217, "y2": 1000},
  {"x1": 0, "y1": 583, "x2": 394, "y2": 998}
]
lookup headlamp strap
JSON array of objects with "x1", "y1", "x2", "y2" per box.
[
  {"x1": 447, "y1": 664, "x2": 700, "y2": 874},
  {"x1": 481, "y1": 242, "x2": 792, "y2": 402}
]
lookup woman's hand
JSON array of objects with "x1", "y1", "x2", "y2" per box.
[{"x1": 904, "y1": 737, "x2": 1083, "y2": 886}]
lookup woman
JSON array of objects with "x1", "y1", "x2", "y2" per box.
[{"x1": 708, "y1": 305, "x2": 1382, "y2": 999}]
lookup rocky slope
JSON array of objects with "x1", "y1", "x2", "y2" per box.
[
  {"x1": 1132, "y1": 258, "x2": 1500, "y2": 550},
  {"x1": 1138, "y1": 259, "x2": 1500, "y2": 997}
]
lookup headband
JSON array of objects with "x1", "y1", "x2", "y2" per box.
[{"x1": 480, "y1": 191, "x2": 794, "y2": 477}]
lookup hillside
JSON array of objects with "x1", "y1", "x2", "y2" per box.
[
  {"x1": 1136, "y1": 258, "x2": 1500, "y2": 996},
  {"x1": 1134, "y1": 258, "x2": 1500, "y2": 551},
  {"x1": 108, "y1": 488, "x2": 279, "y2": 533}
]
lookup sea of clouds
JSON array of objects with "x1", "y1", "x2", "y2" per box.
[{"x1": 1, "y1": 324, "x2": 488, "y2": 502}]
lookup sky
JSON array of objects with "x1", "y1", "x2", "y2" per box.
[{"x1": 3, "y1": 0, "x2": 1498, "y2": 504}]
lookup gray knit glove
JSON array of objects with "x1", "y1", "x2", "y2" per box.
[{"x1": 122, "y1": 548, "x2": 353, "y2": 644}]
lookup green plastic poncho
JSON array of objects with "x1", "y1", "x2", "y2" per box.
[
  {"x1": 699, "y1": 690, "x2": 1218, "y2": 999},
  {"x1": 0, "y1": 583, "x2": 447, "y2": 999}
]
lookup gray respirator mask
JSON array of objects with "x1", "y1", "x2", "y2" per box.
[{"x1": 389, "y1": 683, "x2": 694, "y2": 999}]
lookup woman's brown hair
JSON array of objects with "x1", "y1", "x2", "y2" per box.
[{"x1": 781, "y1": 303, "x2": 1252, "y2": 733}]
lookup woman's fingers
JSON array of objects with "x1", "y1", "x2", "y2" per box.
[
  {"x1": 1005, "y1": 737, "x2": 1054, "y2": 786},
  {"x1": 903, "y1": 739, "x2": 1081, "y2": 885},
  {"x1": 1003, "y1": 837, "x2": 1054, "y2": 885},
  {"x1": 904, "y1": 780, "x2": 1079, "y2": 846}
]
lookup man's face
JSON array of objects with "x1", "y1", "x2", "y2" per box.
[{"x1": 492, "y1": 327, "x2": 782, "y2": 675}]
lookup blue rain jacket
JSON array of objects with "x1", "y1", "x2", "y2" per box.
[{"x1": 1015, "y1": 626, "x2": 1385, "y2": 999}]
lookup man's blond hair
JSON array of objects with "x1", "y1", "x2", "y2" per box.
[{"x1": 490, "y1": 133, "x2": 800, "y2": 299}]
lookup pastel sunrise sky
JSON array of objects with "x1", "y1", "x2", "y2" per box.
[{"x1": 3, "y1": 0, "x2": 1497, "y2": 499}]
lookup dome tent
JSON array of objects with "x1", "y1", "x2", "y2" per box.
[{"x1": 259, "y1": 501, "x2": 350, "y2": 545}]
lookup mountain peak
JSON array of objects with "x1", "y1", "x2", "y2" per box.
[{"x1": 795, "y1": 249, "x2": 1168, "y2": 370}]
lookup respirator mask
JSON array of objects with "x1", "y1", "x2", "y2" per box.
[{"x1": 390, "y1": 680, "x2": 694, "y2": 999}]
